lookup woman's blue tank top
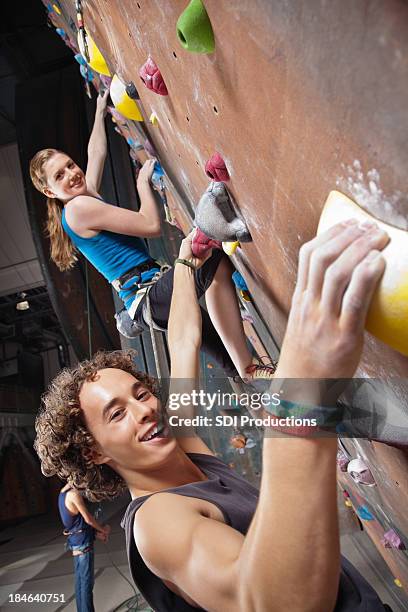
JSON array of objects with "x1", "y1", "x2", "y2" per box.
[
  {"x1": 61, "y1": 206, "x2": 158, "y2": 309},
  {"x1": 58, "y1": 490, "x2": 94, "y2": 549}
]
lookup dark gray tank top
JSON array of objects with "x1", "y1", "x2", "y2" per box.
[{"x1": 121, "y1": 453, "x2": 385, "y2": 612}]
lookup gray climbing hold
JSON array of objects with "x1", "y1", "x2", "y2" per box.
[
  {"x1": 347, "y1": 458, "x2": 376, "y2": 487},
  {"x1": 195, "y1": 182, "x2": 251, "y2": 243},
  {"x1": 336, "y1": 448, "x2": 350, "y2": 472}
]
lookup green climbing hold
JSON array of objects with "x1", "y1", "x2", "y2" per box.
[{"x1": 176, "y1": 0, "x2": 215, "y2": 54}]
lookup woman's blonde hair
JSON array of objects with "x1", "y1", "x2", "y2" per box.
[{"x1": 29, "y1": 148, "x2": 78, "y2": 271}]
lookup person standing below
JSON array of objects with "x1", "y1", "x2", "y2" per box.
[{"x1": 58, "y1": 484, "x2": 110, "y2": 612}]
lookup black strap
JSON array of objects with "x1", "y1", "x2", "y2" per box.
[{"x1": 117, "y1": 260, "x2": 160, "y2": 288}]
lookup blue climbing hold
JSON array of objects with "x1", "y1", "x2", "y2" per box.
[
  {"x1": 56, "y1": 28, "x2": 66, "y2": 38},
  {"x1": 232, "y1": 271, "x2": 248, "y2": 292},
  {"x1": 151, "y1": 161, "x2": 165, "y2": 187},
  {"x1": 126, "y1": 137, "x2": 136, "y2": 148},
  {"x1": 74, "y1": 53, "x2": 87, "y2": 66},
  {"x1": 356, "y1": 505, "x2": 374, "y2": 521},
  {"x1": 80, "y1": 65, "x2": 94, "y2": 82}
]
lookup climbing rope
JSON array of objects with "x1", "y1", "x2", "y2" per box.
[{"x1": 85, "y1": 260, "x2": 92, "y2": 358}]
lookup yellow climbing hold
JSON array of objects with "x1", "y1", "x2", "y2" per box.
[
  {"x1": 222, "y1": 241, "x2": 240, "y2": 256},
  {"x1": 344, "y1": 499, "x2": 353, "y2": 508},
  {"x1": 53, "y1": 4, "x2": 62, "y2": 15},
  {"x1": 150, "y1": 112, "x2": 159, "y2": 126},
  {"x1": 110, "y1": 75, "x2": 143, "y2": 121},
  {"x1": 77, "y1": 30, "x2": 111, "y2": 76},
  {"x1": 318, "y1": 191, "x2": 408, "y2": 356},
  {"x1": 394, "y1": 578, "x2": 402, "y2": 588}
]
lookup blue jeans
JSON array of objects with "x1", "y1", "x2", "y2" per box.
[{"x1": 72, "y1": 546, "x2": 95, "y2": 612}]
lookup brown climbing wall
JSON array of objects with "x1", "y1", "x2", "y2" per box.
[
  {"x1": 44, "y1": 0, "x2": 408, "y2": 593},
  {"x1": 56, "y1": 0, "x2": 408, "y2": 379}
]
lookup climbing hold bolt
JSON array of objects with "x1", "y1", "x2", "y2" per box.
[
  {"x1": 110, "y1": 75, "x2": 143, "y2": 121},
  {"x1": 176, "y1": 0, "x2": 215, "y2": 53},
  {"x1": 205, "y1": 152, "x2": 229, "y2": 182},
  {"x1": 195, "y1": 182, "x2": 251, "y2": 243},
  {"x1": 191, "y1": 228, "x2": 222, "y2": 258},
  {"x1": 139, "y1": 57, "x2": 168, "y2": 96},
  {"x1": 125, "y1": 81, "x2": 140, "y2": 100}
]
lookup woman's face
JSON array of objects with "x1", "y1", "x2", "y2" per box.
[
  {"x1": 79, "y1": 368, "x2": 176, "y2": 475},
  {"x1": 42, "y1": 153, "x2": 87, "y2": 201}
]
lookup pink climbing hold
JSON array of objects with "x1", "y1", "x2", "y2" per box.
[
  {"x1": 205, "y1": 152, "x2": 230, "y2": 182},
  {"x1": 336, "y1": 448, "x2": 350, "y2": 472},
  {"x1": 381, "y1": 529, "x2": 406, "y2": 550},
  {"x1": 191, "y1": 228, "x2": 222, "y2": 258},
  {"x1": 100, "y1": 74, "x2": 112, "y2": 89},
  {"x1": 139, "y1": 57, "x2": 168, "y2": 96},
  {"x1": 347, "y1": 458, "x2": 376, "y2": 487}
]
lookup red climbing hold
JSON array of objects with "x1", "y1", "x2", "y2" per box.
[
  {"x1": 139, "y1": 57, "x2": 168, "y2": 96},
  {"x1": 205, "y1": 152, "x2": 230, "y2": 182},
  {"x1": 191, "y1": 227, "x2": 222, "y2": 258}
]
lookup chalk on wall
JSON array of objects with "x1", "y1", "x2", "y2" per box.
[{"x1": 176, "y1": 0, "x2": 215, "y2": 54}]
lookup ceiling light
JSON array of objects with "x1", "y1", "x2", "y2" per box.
[{"x1": 16, "y1": 292, "x2": 30, "y2": 311}]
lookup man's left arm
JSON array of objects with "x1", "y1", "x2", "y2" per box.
[{"x1": 167, "y1": 232, "x2": 213, "y2": 455}]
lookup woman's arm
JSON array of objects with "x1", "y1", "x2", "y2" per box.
[
  {"x1": 136, "y1": 220, "x2": 389, "y2": 612},
  {"x1": 66, "y1": 490, "x2": 110, "y2": 538},
  {"x1": 85, "y1": 90, "x2": 109, "y2": 193},
  {"x1": 66, "y1": 160, "x2": 161, "y2": 237}
]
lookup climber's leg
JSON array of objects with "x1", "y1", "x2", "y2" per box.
[
  {"x1": 204, "y1": 255, "x2": 254, "y2": 378},
  {"x1": 138, "y1": 264, "x2": 237, "y2": 376}
]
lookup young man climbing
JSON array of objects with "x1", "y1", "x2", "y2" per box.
[
  {"x1": 29, "y1": 90, "x2": 274, "y2": 381},
  {"x1": 36, "y1": 219, "x2": 390, "y2": 611},
  {"x1": 58, "y1": 484, "x2": 110, "y2": 611}
]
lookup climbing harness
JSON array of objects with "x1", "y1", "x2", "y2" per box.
[{"x1": 113, "y1": 263, "x2": 171, "y2": 343}]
